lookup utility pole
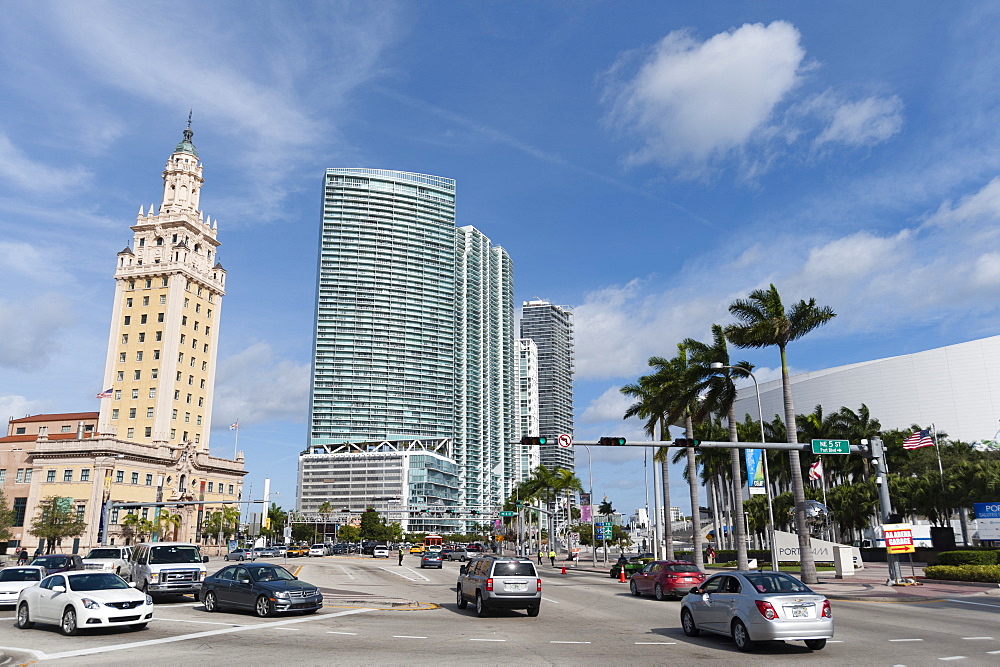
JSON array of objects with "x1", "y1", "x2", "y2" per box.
[{"x1": 869, "y1": 437, "x2": 903, "y2": 584}]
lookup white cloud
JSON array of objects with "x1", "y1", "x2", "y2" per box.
[
  {"x1": 0, "y1": 134, "x2": 90, "y2": 193},
  {"x1": 0, "y1": 394, "x2": 45, "y2": 420},
  {"x1": 814, "y1": 95, "x2": 903, "y2": 147},
  {"x1": 0, "y1": 294, "x2": 75, "y2": 371},
  {"x1": 604, "y1": 21, "x2": 805, "y2": 168},
  {"x1": 0, "y1": 241, "x2": 76, "y2": 285},
  {"x1": 580, "y1": 385, "x2": 633, "y2": 423},
  {"x1": 212, "y1": 342, "x2": 310, "y2": 427}
]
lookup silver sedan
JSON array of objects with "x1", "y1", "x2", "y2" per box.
[{"x1": 680, "y1": 571, "x2": 833, "y2": 652}]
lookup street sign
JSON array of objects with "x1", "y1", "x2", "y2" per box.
[
  {"x1": 498, "y1": 511, "x2": 515, "y2": 517},
  {"x1": 974, "y1": 502, "x2": 1000, "y2": 541},
  {"x1": 811, "y1": 439, "x2": 850, "y2": 454},
  {"x1": 883, "y1": 523, "x2": 915, "y2": 554},
  {"x1": 557, "y1": 433, "x2": 573, "y2": 449}
]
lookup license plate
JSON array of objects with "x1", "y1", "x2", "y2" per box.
[
  {"x1": 506, "y1": 583, "x2": 527, "y2": 592},
  {"x1": 787, "y1": 606, "x2": 810, "y2": 618}
]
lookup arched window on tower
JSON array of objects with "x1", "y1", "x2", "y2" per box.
[{"x1": 156, "y1": 237, "x2": 163, "y2": 246}]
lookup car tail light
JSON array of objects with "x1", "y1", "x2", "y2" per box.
[
  {"x1": 755, "y1": 600, "x2": 778, "y2": 620},
  {"x1": 486, "y1": 577, "x2": 493, "y2": 591},
  {"x1": 821, "y1": 600, "x2": 832, "y2": 618},
  {"x1": 537, "y1": 578, "x2": 542, "y2": 591}
]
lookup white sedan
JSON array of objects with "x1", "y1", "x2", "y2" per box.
[
  {"x1": 0, "y1": 567, "x2": 45, "y2": 607},
  {"x1": 16, "y1": 571, "x2": 153, "y2": 635}
]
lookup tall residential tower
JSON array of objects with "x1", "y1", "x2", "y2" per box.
[{"x1": 520, "y1": 300, "x2": 574, "y2": 471}]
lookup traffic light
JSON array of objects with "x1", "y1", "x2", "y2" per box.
[
  {"x1": 520, "y1": 436, "x2": 548, "y2": 446},
  {"x1": 673, "y1": 438, "x2": 701, "y2": 447},
  {"x1": 264, "y1": 517, "x2": 271, "y2": 529},
  {"x1": 515, "y1": 500, "x2": 523, "y2": 508},
  {"x1": 597, "y1": 437, "x2": 627, "y2": 446}
]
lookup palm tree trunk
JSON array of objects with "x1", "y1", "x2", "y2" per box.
[
  {"x1": 728, "y1": 405, "x2": 749, "y2": 569},
  {"x1": 781, "y1": 344, "x2": 818, "y2": 584},
  {"x1": 660, "y1": 417, "x2": 674, "y2": 560},
  {"x1": 685, "y1": 414, "x2": 703, "y2": 569}
]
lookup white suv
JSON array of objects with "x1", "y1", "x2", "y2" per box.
[
  {"x1": 82, "y1": 546, "x2": 132, "y2": 575},
  {"x1": 127, "y1": 542, "x2": 208, "y2": 599}
]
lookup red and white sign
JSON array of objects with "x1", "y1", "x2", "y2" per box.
[
  {"x1": 557, "y1": 434, "x2": 573, "y2": 449},
  {"x1": 883, "y1": 523, "x2": 915, "y2": 554},
  {"x1": 808, "y1": 460, "x2": 823, "y2": 481}
]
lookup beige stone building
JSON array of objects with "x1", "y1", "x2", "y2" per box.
[{"x1": 3, "y1": 124, "x2": 245, "y2": 554}]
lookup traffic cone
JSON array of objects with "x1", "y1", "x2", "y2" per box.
[
  {"x1": 561, "y1": 565, "x2": 566, "y2": 574},
  {"x1": 618, "y1": 568, "x2": 626, "y2": 583}
]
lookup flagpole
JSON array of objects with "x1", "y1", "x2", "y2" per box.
[
  {"x1": 233, "y1": 419, "x2": 239, "y2": 460},
  {"x1": 931, "y1": 424, "x2": 945, "y2": 492}
]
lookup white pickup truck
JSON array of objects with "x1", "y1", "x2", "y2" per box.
[{"x1": 82, "y1": 545, "x2": 133, "y2": 576}]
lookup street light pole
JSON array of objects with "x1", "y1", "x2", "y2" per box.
[
  {"x1": 583, "y1": 444, "x2": 596, "y2": 568},
  {"x1": 712, "y1": 363, "x2": 779, "y2": 572}
]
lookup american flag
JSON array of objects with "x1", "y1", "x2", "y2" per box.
[
  {"x1": 808, "y1": 460, "x2": 823, "y2": 480},
  {"x1": 96, "y1": 388, "x2": 113, "y2": 399},
  {"x1": 902, "y1": 429, "x2": 934, "y2": 450},
  {"x1": 229, "y1": 421, "x2": 239, "y2": 430}
]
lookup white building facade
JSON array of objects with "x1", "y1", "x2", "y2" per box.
[
  {"x1": 514, "y1": 339, "x2": 540, "y2": 483},
  {"x1": 732, "y1": 335, "x2": 1000, "y2": 444}
]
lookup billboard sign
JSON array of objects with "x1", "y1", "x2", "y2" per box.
[{"x1": 974, "y1": 502, "x2": 1000, "y2": 541}]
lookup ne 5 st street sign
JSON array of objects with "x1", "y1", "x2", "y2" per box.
[{"x1": 811, "y1": 439, "x2": 850, "y2": 454}]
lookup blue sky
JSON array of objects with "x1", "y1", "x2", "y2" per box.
[{"x1": 4, "y1": 1, "x2": 1000, "y2": 522}]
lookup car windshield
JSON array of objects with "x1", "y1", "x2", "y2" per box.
[
  {"x1": 32, "y1": 556, "x2": 69, "y2": 567},
  {"x1": 311, "y1": 544, "x2": 324, "y2": 549},
  {"x1": 69, "y1": 573, "x2": 130, "y2": 591},
  {"x1": 743, "y1": 572, "x2": 813, "y2": 594},
  {"x1": 149, "y1": 546, "x2": 202, "y2": 564},
  {"x1": 85, "y1": 549, "x2": 122, "y2": 559},
  {"x1": 492, "y1": 561, "x2": 536, "y2": 576},
  {"x1": 0, "y1": 568, "x2": 41, "y2": 582},
  {"x1": 251, "y1": 567, "x2": 296, "y2": 582},
  {"x1": 664, "y1": 564, "x2": 701, "y2": 573}
]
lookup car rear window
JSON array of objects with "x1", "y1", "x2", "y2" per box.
[
  {"x1": 0, "y1": 568, "x2": 41, "y2": 582},
  {"x1": 663, "y1": 564, "x2": 701, "y2": 573},
  {"x1": 743, "y1": 572, "x2": 812, "y2": 594},
  {"x1": 492, "y1": 561, "x2": 536, "y2": 576}
]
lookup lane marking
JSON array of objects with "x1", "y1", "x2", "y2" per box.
[
  {"x1": 939, "y1": 657, "x2": 965, "y2": 661},
  {"x1": 469, "y1": 639, "x2": 506, "y2": 642},
  {"x1": 271, "y1": 627, "x2": 302, "y2": 631},
  {"x1": 378, "y1": 566, "x2": 429, "y2": 582},
  {"x1": 327, "y1": 631, "x2": 358, "y2": 635},
  {"x1": 987, "y1": 650, "x2": 1000, "y2": 655},
  {"x1": 947, "y1": 599, "x2": 1000, "y2": 609},
  {"x1": 337, "y1": 565, "x2": 356, "y2": 580},
  {"x1": 36, "y1": 607, "x2": 374, "y2": 661},
  {"x1": 635, "y1": 642, "x2": 676, "y2": 645},
  {"x1": 551, "y1": 641, "x2": 590, "y2": 644},
  {"x1": 393, "y1": 635, "x2": 427, "y2": 639},
  {"x1": 541, "y1": 597, "x2": 559, "y2": 603},
  {"x1": 154, "y1": 618, "x2": 244, "y2": 627},
  {"x1": 889, "y1": 639, "x2": 923, "y2": 642},
  {"x1": 0, "y1": 647, "x2": 44, "y2": 661},
  {"x1": 828, "y1": 640, "x2": 844, "y2": 643},
  {"x1": 963, "y1": 637, "x2": 993, "y2": 640}
]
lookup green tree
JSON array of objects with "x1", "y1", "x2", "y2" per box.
[
  {"x1": 263, "y1": 503, "x2": 287, "y2": 539},
  {"x1": 121, "y1": 513, "x2": 154, "y2": 544},
  {"x1": 0, "y1": 491, "x2": 14, "y2": 547},
  {"x1": 317, "y1": 501, "x2": 334, "y2": 514},
  {"x1": 725, "y1": 283, "x2": 836, "y2": 584},
  {"x1": 338, "y1": 524, "x2": 360, "y2": 542},
  {"x1": 30, "y1": 496, "x2": 86, "y2": 553},
  {"x1": 154, "y1": 510, "x2": 182, "y2": 542},
  {"x1": 359, "y1": 508, "x2": 394, "y2": 541}
]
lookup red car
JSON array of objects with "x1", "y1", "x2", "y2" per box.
[{"x1": 629, "y1": 560, "x2": 705, "y2": 600}]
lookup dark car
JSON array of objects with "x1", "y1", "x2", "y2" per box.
[
  {"x1": 420, "y1": 553, "x2": 443, "y2": 569},
  {"x1": 200, "y1": 563, "x2": 322, "y2": 617},
  {"x1": 30, "y1": 554, "x2": 84, "y2": 574},
  {"x1": 610, "y1": 556, "x2": 654, "y2": 579},
  {"x1": 629, "y1": 560, "x2": 706, "y2": 600}
]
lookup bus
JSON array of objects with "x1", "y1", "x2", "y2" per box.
[{"x1": 423, "y1": 534, "x2": 443, "y2": 552}]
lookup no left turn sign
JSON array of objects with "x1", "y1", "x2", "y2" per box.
[{"x1": 557, "y1": 433, "x2": 573, "y2": 449}]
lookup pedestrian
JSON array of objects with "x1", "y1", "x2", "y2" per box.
[
  {"x1": 537, "y1": 549, "x2": 543, "y2": 565},
  {"x1": 548, "y1": 549, "x2": 556, "y2": 567},
  {"x1": 33, "y1": 546, "x2": 42, "y2": 559},
  {"x1": 706, "y1": 545, "x2": 716, "y2": 564},
  {"x1": 17, "y1": 548, "x2": 28, "y2": 565},
  {"x1": 398, "y1": 547, "x2": 404, "y2": 566}
]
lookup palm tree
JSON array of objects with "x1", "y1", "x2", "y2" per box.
[
  {"x1": 684, "y1": 324, "x2": 752, "y2": 570},
  {"x1": 622, "y1": 371, "x2": 675, "y2": 559},
  {"x1": 121, "y1": 513, "x2": 153, "y2": 543},
  {"x1": 155, "y1": 510, "x2": 183, "y2": 542},
  {"x1": 725, "y1": 284, "x2": 836, "y2": 584}
]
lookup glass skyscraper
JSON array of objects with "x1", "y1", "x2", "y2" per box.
[
  {"x1": 520, "y1": 300, "x2": 575, "y2": 471},
  {"x1": 308, "y1": 169, "x2": 513, "y2": 519}
]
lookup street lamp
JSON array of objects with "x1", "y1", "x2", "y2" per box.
[
  {"x1": 710, "y1": 362, "x2": 780, "y2": 572},
  {"x1": 582, "y1": 444, "x2": 596, "y2": 568}
]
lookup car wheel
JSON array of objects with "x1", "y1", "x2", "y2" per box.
[
  {"x1": 456, "y1": 586, "x2": 468, "y2": 609},
  {"x1": 130, "y1": 623, "x2": 148, "y2": 630},
  {"x1": 527, "y1": 605, "x2": 540, "y2": 617},
  {"x1": 224, "y1": 555, "x2": 230, "y2": 561},
  {"x1": 60, "y1": 607, "x2": 78, "y2": 636},
  {"x1": 475, "y1": 592, "x2": 488, "y2": 617},
  {"x1": 681, "y1": 609, "x2": 699, "y2": 637},
  {"x1": 255, "y1": 595, "x2": 274, "y2": 618},
  {"x1": 805, "y1": 639, "x2": 827, "y2": 651},
  {"x1": 15, "y1": 602, "x2": 33, "y2": 629},
  {"x1": 732, "y1": 619, "x2": 754, "y2": 652},
  {"x1": 654, "y1": 583, "x2": 665, "y2": 601},
  {"x1": 203, "y1": 590, "x2": 218, "y2": 612},
  {"x1": 629, "y1": 580, "x2": 640, "y2": 597}
]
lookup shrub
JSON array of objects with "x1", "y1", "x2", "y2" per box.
[
  {"x1": 924, "y1": 564, "x2": 1000, "y2": 583},
  {"x1": 937, "y1": 550, "x2": 999, "y2": 566}
]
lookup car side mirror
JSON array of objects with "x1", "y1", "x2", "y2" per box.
[
  {"x1": 459, "y1": 565, "x2": 468, "y2": 575},
  {"x1": 689, "y1": 587, "x2": 701, "y2": 595},
  {"x1": 240, "y1": 579, "x2": 251, "y2": 585},
  {"x1": 128, "y1": 582, "x2": 137, "y2": 588},
  {"x1": 202, "y1": 556, "x2": 210, "y2": 563},
  {"x1": 53, "y1": 585, "x2": 66, "y2": 593}
]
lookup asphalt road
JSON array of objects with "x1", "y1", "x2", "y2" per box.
[{"x1": 1, "y1": 555, "x2": 998, "y2": 665}]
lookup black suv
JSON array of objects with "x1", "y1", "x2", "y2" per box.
[{"x1": 456, "y1": 556, "x2": 541, "y2": 617}]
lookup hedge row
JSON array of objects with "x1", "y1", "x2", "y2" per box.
[
  {"x1": 937, "y1": 550, "x2": 1000, "y2": 566},
  {"x1": 924, "y1": 564, "x2": 1000, "y2": 582}
]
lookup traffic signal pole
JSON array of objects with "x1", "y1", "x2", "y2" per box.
[{"x1": 869, "y1": 437, "x2": 904, "y2": 584}]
